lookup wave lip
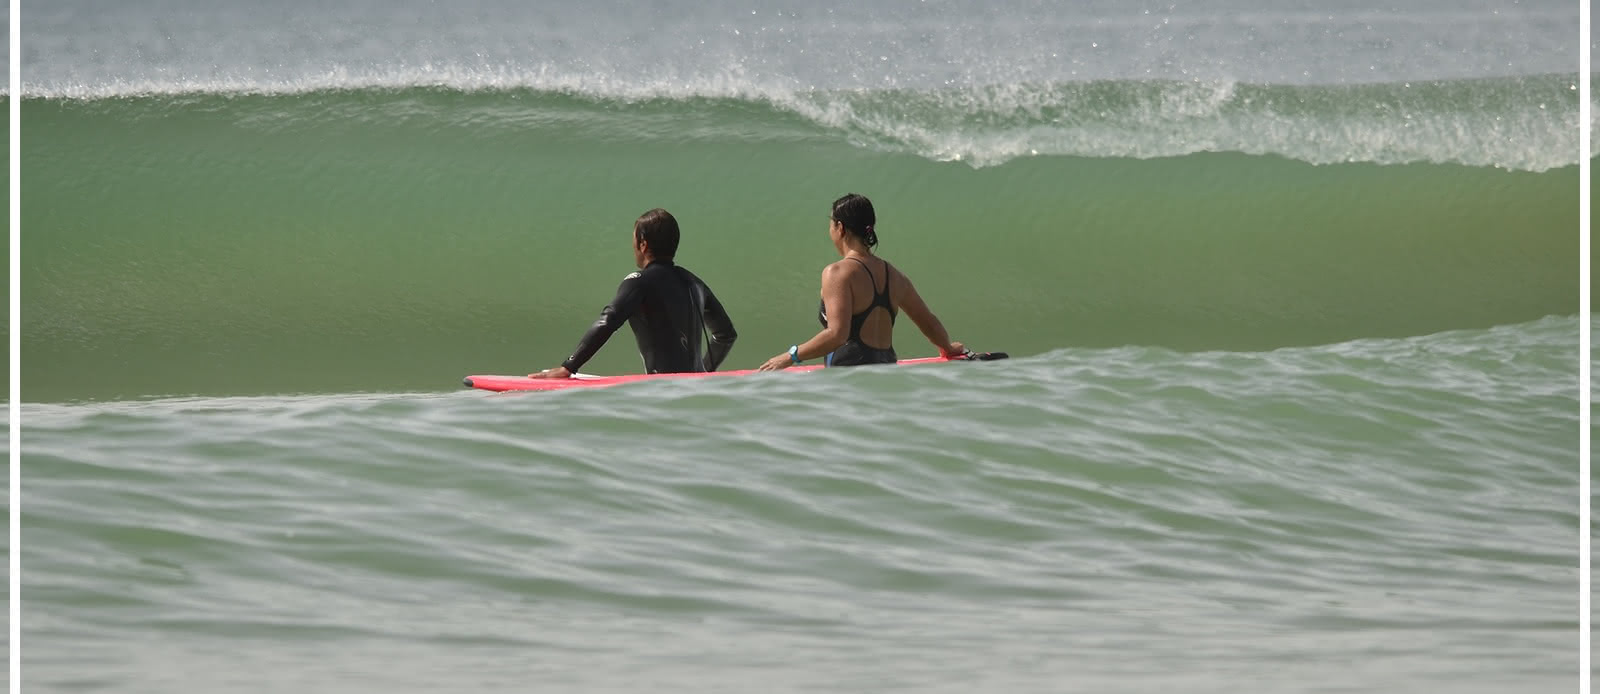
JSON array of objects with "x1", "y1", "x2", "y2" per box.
[
  {"x1": 766, "y1": 76, "x2": 1582, "y2": 171},
  {"x1": 23, "y1": 73, "x2": 1583, "y2": 172}
]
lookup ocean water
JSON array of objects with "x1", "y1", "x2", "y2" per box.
[{"x1": 15, "y1": 0, "x2": 1585, "y2": 692}]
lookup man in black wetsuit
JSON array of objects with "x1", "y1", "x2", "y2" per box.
[{"x1": 527, "y1": 208, "x2": 738, "y2": 379}]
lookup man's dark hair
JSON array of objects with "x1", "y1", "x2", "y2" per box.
[{"x1": 634, "y1": 208, "x2": 680, "y2": 259}]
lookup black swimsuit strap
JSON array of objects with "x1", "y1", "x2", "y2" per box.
[
  {"x1": 845, "y1": 257, "x2": 893, "y2": 306},
  {"x1": 844, "y1": 257, "x2": 894, "y2": 341},
  {"x1": 817, "y1": 257, "x2": 897, "y2": 336}
]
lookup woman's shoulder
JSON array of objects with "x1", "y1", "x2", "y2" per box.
[
  {"x1": 829, "y1": 254, "x2": 895, "y2": 267},
  {"x1": 825, "y1": 255, "x2": 899, "y2": 281}
]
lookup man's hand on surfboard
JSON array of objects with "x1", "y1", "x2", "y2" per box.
[{"x1": 527, "y1": 366, "x2": 573, "y2": 379}]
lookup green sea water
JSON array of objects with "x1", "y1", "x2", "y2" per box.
[
  {"x1": 19, "y1": 316, "x2": 1581, "y2": 692},
  {"x1": 20, "y1": 85, "x2": 1578, "y2": 401}
]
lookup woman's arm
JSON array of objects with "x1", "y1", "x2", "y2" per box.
[
  {"x1": 893, "y1": 268, "x2": 964, "y2": 357},
  {"x1": 758, "y1": 263, "x2": 853, "y2": 370}
]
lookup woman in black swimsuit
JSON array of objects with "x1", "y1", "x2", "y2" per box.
[{"x1": 758, "y1": 193, "x2": 964, "y2": 371}]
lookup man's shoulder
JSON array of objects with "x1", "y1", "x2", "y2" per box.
[
  {"x1": 665, "y1": 262, "x2": 710, "y2": 281},
  {"x1": 630, "y1": 262, "x2": 681, "y2": 281},
  {"x1": 631, "y1": 261, "x2": 715, "y2": 290}
]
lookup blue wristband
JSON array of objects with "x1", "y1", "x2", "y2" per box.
[{"x1": 788, "y1": 345, "x2": 802, "y2": 363}]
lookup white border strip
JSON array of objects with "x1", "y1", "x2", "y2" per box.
[
  {"x1": 1580, "y1": 0, "x2": 1591, "y2": 691},
  {"x1": 8, "y1": 0, "x2": 19, "y2": 689}
]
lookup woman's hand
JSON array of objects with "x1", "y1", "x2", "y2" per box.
[
  {"x1": 527, "y1": 366, "x2": 572, "y2": 379},
  {"x1": 758, "y1": 353, "x2": 795, "y2": 372},
  {"x1": 940, "y1": 342, "x2": 968, "y2": 359}
]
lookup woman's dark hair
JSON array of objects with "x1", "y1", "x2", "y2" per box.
[
  {"x1": 634, "y1": 208, "x2": 680, "y2": 259},
  {"x1": 831, "y1": 193, "x2": 878, "y2": 248}
]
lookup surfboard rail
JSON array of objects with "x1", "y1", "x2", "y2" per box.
[{"x1": 463, "y1": 352, "x2": 1006, "y2": 392}]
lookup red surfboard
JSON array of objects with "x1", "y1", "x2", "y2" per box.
[{"x1": 463, "y1": 352, "x2": 1006, "y2": 392}]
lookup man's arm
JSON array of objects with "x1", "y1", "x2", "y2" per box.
[
  {"x1": 550, "y1": 272, "x2": 646, "y2": 375},
  {"x1": 697, "y1": 281, "x2": 738, "y2": 372}
]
